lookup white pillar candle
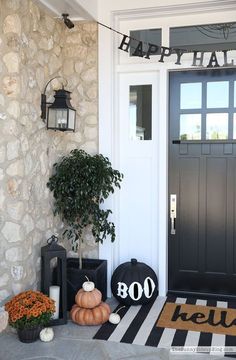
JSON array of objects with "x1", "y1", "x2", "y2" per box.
[{"x1": 49, "y1": 286, "x2": 60, "y2": 320}]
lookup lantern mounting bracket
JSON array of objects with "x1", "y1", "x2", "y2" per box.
[{"x1": 41, "y1": 76, "x2": 68, "y2": 122}]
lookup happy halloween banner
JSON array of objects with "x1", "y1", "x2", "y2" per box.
[{"x1": 97, "y1": 21, "x2": 236, "y2": 68}]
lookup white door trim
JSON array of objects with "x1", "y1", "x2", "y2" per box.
[
  {"x1": 112, "y1": 0, "x2": 236, "y2": 19},
  {"x1": 98, "y1": 1, "x2": 236, "y2": 297}
]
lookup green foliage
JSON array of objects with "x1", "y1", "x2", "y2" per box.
[
  {"x1": 10, "y1": 312, "x2": 53, "y2": 330},
  {"x1": 47, "y1": 149, "x2": 123, "y2": 262}
]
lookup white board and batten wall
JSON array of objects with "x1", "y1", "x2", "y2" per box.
[{"x1": 98, "y1": 0, "x2": 236, "y2": 297}]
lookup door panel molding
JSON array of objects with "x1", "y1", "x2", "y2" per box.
[{"x1": 169, "y1": 68, "x2": 236, "y2": 299}]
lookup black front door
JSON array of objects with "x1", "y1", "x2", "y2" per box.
[{"x1": 169, "y1": 68, "x2": 236, "y2": 299}]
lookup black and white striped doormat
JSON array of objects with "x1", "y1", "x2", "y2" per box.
[{"x1": 93, "y1": 296, "x2": 236, "y2": 357}]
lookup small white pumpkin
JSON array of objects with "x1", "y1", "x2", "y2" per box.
[
  {"x1": 109, "y1": 306, "x2": 125, "y2": 325},
  {"x1": 0, "y1": 307, "x2": 8, "y2": 333},
  {"x1": 82, "y1": 276, "x2": 95, "y2": 292},
  {"x1": 109, "y1": 313, "x2": 121, "y2": 324},
  {"x1": 39, "y1": 327, "x2": 54, "y2": 342}
]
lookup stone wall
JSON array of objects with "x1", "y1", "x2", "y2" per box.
[{"x1": 0, "y1": 0, "x2": 98, "y2": 303}]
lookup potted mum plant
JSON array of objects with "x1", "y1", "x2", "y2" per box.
[
  {"x1": 5, "y1": 290, "x2": 55, "y2": 343},
  {"x1": 47, "y1": 149, "x2": 123, "y2": 309}
]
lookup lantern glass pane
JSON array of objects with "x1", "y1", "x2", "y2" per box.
[
  {"x1": 68, "y1": 109, "x2": 76, "y2": 130},
  {"x1": 55, "y1": 109, "x2": 68, "y2": 129},
  {"x1": 48, "y1": 109, "x2": 58, "y2": 129}
]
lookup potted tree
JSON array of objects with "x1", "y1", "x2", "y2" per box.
[{"x1": 47, "y1": 149, "x2": 123, "y2": 309}]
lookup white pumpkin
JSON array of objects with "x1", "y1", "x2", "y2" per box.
[
  {"x1": 0, "y1": 307, "x2": 8, "y2": 333},
  {"x1": 82, "y1": 276, "x2": 95, "y2": 292},
  {"x1": 108, "y1": 306, "x2": 125, "y2": 325},
  {"x1": 39, "y1": 327, "x2": 54, "y2": 342},
  {"x1": 109, "y1": 313, "x2": 121, "y2": 324}
]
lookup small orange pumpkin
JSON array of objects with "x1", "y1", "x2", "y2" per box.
[
  {"x1": 70, "y1": 302, "x2": 111, "y2": 325},
  {"x1": 75, "y1": 288, "x2": 102, "y2": 309}
]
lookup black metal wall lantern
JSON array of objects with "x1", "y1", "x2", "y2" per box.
[
  {"x1": 41, "y1": 77, "x2": 76, "y2": 132},
  {"x1": 41, "y1": 235, "x2": 67, "y2": 325}
]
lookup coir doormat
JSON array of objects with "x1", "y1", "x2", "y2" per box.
[
  {"x1": 93, "y1": 296, "x2": 236, "y2": 356},
  {"x1": 157, "y1": 302, "x2": 236, "y2": 336}
]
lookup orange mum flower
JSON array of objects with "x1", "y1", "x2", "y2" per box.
[{"x1": 5, "y1": 290, "x2": 55, "y2": 330}]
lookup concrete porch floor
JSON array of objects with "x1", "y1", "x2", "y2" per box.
[{"x1": 0, "y1": 298, "x2": 235, "y2": 360}]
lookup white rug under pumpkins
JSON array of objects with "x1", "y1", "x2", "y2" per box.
[{"x1": 93, "y1": 296, "x2": 236, "y2": 357}]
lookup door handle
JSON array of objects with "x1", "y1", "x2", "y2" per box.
[
  {"x1": 171, "y1": 217, "x2": 176, "y2": 235},
  {"x1": 170, "y1": 194, "x2": 177, "y2": 235}
]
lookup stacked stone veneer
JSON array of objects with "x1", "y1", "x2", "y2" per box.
[{"x1": 0, "y1": 0, "x2": 98, "y2": 303}]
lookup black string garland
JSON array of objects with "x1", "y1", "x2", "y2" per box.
[{"x1": 97, "y1": 21, "x2": 236, "y2": 68}]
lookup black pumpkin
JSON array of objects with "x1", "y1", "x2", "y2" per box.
[{"x1": 111, "y1": 258, "x2": 158, "y2": 305}]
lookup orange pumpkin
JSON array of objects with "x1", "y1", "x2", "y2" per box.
[
  {"x1": 70, "y1": 302, "x2": 111, "y2": 325},
  {"x1": 75, "y1": 288, "x2": 102, "y2": 309}
]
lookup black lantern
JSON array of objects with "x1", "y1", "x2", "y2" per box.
[
  {"x1": 41, "y1": 235, "x2": 67, "y2": 325},
  {"x1": 41, "y1": 77, "x2": 76, "y2": 132}
]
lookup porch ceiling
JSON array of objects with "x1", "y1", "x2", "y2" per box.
[{"x1": 34, "y1": 0, "x2": 97, "y2": 21}]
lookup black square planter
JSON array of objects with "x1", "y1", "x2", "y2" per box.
[{"x1": 66, "y1": 258, "x2": 107, "y2": 310}]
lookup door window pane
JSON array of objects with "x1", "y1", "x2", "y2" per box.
[
  {"x1": 233, "y1": 114, "x2": 236, "y2": 139},
  {"x1": 129, "y1": 85, "x2": 152, "y2": 140},
  {"x1": 180, "y1": 83, "x2": 202, "y2": 109},
  {"x1": 206, "y1": 113, "x2": 228, "y2": 139},
  {"x1": 207, "y1": 81, "x2": 229, "y2": 108},
  {"x1": 234, "y1": 82, "x2": 236, "y2": 107},
  {"x1": 180, "y1": 114, "x2": 201, "y2": 140}
]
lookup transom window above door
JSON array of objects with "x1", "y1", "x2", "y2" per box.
[
  {"x1": 170, "y1": 69, "x2": 236, "y2": 141},
  {"x1": 129, "y1": 22, "x2": 236, "y2": 57},
  {"x1": 129, "y1": 29, "x2": 161, "y2": 57},
  {"x1": 170, "y1": 22, "x2": 236, "y2": 52}
]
